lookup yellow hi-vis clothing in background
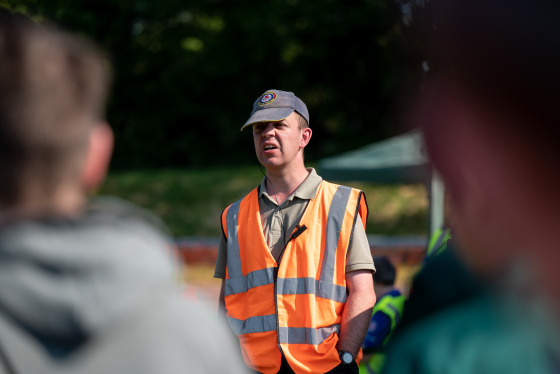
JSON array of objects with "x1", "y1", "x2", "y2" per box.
[
  {"x1": 426, "y1": 227, "x2": 451, "y2": 260},
  {"x1": 221, "y1": 180, "x2": 368, "y2": 374},
  {"x1": 359, "y1": 291, "x2": 406, "y2": 374}
]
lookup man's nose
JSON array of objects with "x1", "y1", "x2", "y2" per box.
[{"x1": 262, "y1": 124, "x2": 275, "y2": 136}]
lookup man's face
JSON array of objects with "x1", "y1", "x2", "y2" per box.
[{"x1": 252, "y1": 112, "x2": 308, "y2": 171}]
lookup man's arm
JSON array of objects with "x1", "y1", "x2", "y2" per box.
[{"x1": 337, "y1": 269, "x2": 376, "y2": 358}]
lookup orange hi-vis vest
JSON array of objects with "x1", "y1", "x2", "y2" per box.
[{"x1": 221, "y1": 181, "x2": 368, "y2": 374}]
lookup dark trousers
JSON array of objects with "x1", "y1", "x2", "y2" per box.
[
  {"x1": 325, "y1": 361, "x2": 359, "y2": 374},
  {"x1": 252, "y1": 355, "x2": 359, "y2": 374}
]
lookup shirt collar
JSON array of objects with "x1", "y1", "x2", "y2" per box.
[{"x1": 259, "y1": 168, "x2": 322, "y2": 204}]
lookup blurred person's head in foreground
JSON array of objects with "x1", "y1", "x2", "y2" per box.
[
  {"x1": 408, "y1": 0, "x2": 560, "y2": 302},
  {"x1": 0, "y1": 11, "x2": 112, "y2": 218},
  {"x1": 0, "y1": 13, "x2": 249, "y2": 374}
]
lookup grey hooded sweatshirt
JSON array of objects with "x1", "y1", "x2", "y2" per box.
[{"x1": 0, "y1": 197, "x2": 246, "y2": 374}]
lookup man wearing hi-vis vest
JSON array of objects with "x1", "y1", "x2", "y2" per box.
[{"x1": 214, "y1": 89, "x2": 377, "y2": 374}]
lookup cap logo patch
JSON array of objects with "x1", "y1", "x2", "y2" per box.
[{"x1": 258, "y1": 92, "x2": 277, "y2": 106}]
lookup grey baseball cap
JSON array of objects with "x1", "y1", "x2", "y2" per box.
[{"x1": 240, "y1": 89, "x2": 309, "y2": 131}]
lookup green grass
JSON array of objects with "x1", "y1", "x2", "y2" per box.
[
  {"x1": 97, "y1": 166, "x2": 428, "y2": 237},
  {"x1": 351, "y1": 182, "x2": 429, "y2": 236}
]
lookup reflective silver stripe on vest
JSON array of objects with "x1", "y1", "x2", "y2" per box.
[
  {"x1": 320, "y1": 185, "x2": 352, "y2": 285},
  {"x1": 276, "y1": 277, "x2": 347, "y2": 303},
  {"x1": 225, "y1": 198, "x2": 275, "y2": 296},
  {"x1": 227, "y1": 314, "x2": 277, "y2": 335},
  {"x1": 386, "y1": 303, "x2": 401, "y2": 320},
  {"x1": 225, "y1": 267, "x2": 275, "y2": 296},
  {"x1": 226, "y1": 200, "x2": 243, "y2": 279},
  {"x1": 278, "y1": 324, "x2": 340, "y2": 345}
]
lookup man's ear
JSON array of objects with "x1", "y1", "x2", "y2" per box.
[
  {"x1": 81, "y1": 122, "x2": 114, "y2": 190},
  {"x1": 300, "y1": 127, "x2": 312, "y2": 149}
]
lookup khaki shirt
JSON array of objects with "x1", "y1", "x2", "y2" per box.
[{"x1": 214, "y1": 168, "x2": 375, "y2": 278}]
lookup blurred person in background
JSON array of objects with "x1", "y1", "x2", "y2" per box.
[
  {"x1": 215, "y1": 89, "x2": 376, "y2": 373},
  {"x1": 381, "y1": 0, "x2": 560, "y2": 373},
  {"x1": 359, "y1": 256, "x2": 405, "y2": 374},
  {"x1": 0, "y1": 12, "x2": 246, "y2": 374}
]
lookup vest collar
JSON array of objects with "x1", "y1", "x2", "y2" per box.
[{"x1": 258, "y1": 168, "x2": 323, "y2": 205}]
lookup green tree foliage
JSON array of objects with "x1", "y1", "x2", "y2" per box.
[{"x1": 2, "y1": 0, "x2": 411, "y2": 169}]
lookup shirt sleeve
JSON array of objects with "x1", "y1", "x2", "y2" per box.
[
  {"x1": 362, "y1": 310, "x2": 392, "y2": 352},
  {"x1": 346, "y1": 213, "x2": 376, "y2": 273},
  {"x1": 213, "y1": 234, "x2": 227, "y2": 279}
]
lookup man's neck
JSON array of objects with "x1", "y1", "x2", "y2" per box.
[
  {"x1": 0, "y1": 185, "x2": 86, "y2": 220},
  {"x1": 264, "y1": 164, "x2": 310, "y2": 206}
]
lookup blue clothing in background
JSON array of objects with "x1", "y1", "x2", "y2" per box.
[{"x1": 363, "y1": 290, "x2": 403, "y2": 351}]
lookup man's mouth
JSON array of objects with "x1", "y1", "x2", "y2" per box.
[{"x1": 264, "y1": 145, "x2": 277, "y2": 150}]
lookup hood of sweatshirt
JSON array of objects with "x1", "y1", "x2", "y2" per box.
[{"x1": 0, "y1": 197, "x2": 178, "y2": 357}]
